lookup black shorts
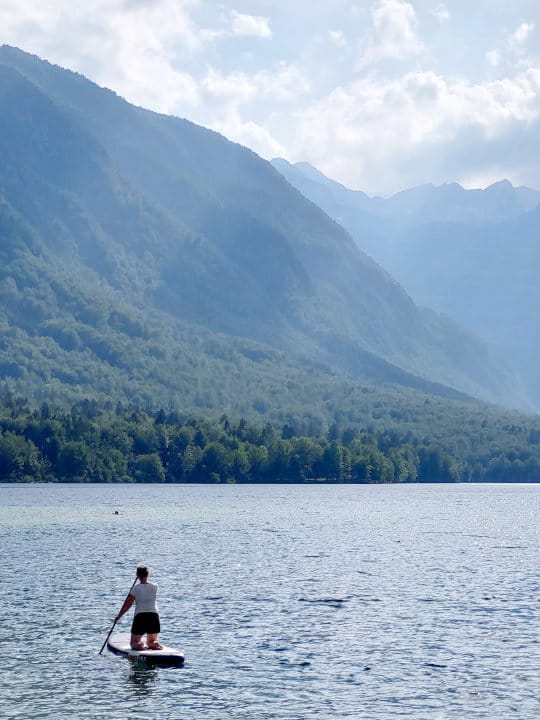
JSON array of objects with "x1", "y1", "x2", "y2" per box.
[{"x1": 131, "y1": 612, "x2": 160, "y2": 635}]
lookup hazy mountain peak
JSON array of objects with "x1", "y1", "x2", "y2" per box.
[
  {"x1": 273, "y1": 157, "x2": 348, "y2": 187},
  {"x1": 483, "y1": 179, "x2": 519, "y2": 198},
  {"x1": 484, "y1": 178, "x2": 513, "y2": 192},
  {"x1": 271, "y1": 157, "x2": 373, "y2": 207}
]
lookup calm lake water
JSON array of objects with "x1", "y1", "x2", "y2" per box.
[{"x1": 1, "y1": 483, "x2": 538, "y2": 720}]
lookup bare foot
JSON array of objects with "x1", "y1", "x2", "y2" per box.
[
  {"x1": 131, "y1": 643, "x2": 147, "y2": 650},
  {"x1": 147, "y1": 642, "x2": 163, "y2": 650}
]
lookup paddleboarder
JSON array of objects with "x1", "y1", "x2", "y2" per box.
[{"x1": 115, "y1": 564, "x2": 163, "y2": 650}]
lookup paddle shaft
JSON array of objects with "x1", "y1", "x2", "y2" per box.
[{"x1": 99, "y1": 576, "x2": 138, "y2": 654}]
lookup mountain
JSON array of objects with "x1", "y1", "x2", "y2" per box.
[
  {"x1": 273, "y1": 159, "x2": 540, "y2": 225},
  {"x1": 272, "y1": 159, "x2": 540, "y2": 409},
  {"x1": 378, "y1": 179, "x2": 540, "y2": 224},
  {"x1": 0, "y1": 46, "x2": 528, "y2": 416}
]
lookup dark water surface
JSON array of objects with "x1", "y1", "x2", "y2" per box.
[{"x1": 1, "y1": 483, "x2": 538, "y2": 719}]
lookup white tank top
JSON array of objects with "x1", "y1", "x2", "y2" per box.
[{"x1": 131, "y1": 581, "x2": 159, "y2": 615}]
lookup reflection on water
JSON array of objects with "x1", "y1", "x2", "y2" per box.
[
  {"x1": 2, "y1": 482, "x2": 539, "y2": 720},
  {"x1": 128, "y1": 667, "x2": 159, "y2": 694}
]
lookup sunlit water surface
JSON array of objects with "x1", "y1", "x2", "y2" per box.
[{"x1": 1, "y1": 483, "x2": 538, "y2": 719}]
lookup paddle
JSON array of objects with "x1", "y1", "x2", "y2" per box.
[{"x1": 99, "y1": 575, "x2": 138, "y2": 654}]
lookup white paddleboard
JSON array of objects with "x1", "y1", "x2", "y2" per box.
[{"x1": 107, "y1": 632, "x2": 185, "y2": 667}]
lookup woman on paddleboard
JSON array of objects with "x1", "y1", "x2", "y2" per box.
[{"x1": 115, "y1": 564, "x2": 163, "y2": 650}]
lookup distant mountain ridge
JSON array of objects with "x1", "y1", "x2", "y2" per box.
[
  {"x1": 0, "y1": 46, "x2": 530, "y2": 413},
  {"x1": 273, "y1": 159, "x2": 540, "y2": 224},
  {"x1": 272, "y1": 158, "x2": 540, "y2": 409},
  {"x1": 380, "y1": 179, "x2": 540, "y2": 225}
]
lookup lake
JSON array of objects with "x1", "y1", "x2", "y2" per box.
[{"x1": 1, "y1": 483, "x2": 538, "y2": 719}]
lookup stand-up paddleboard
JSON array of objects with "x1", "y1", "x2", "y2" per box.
[{"x1": 107, "y1": 633, "x2": 185, "y2": 667}]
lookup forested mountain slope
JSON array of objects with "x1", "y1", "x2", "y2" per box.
[{"x1": 0, "y1": 46, "x2": 528, "y2": 413}]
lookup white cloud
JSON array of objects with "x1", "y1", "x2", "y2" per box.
[
  {"x1": 202, "y1": 68, "x2": 258, "y2": 103},
  {"x1": 199, "y1": 9, "x2": 272, "y2": 43},
  {"x1": 329, "y1": 30, "x2": 347, "y2": 47},
  {"x1": 483, "y1": 21, "x2": 536, "y2": 74},
  {"x1": 202, "y1": 63, "x2": 310, "y2": 106},
  {"x1": 285, "y1": 68, "x2": 540, "y2": 193},
  {"x1": 486, "y1": 49, "x2": 501, "y2": 67},
  {"x1": 1, "y1": 0, "x2": 540, "y2": 194},
  {"x1": 0, "y1": 0, "x2": 205, "y2": 112},
  {"x1": 509, "y1": 22, "x2": 535, "y2": 68},
  {"x1": 230, "y1": 10, "x2": 272, "y2": 39},
  {"x1": 432, "y1": 4, "x2": 450, "y2": 22},
  {"x1": 510, "y1": 22, "x2": 535, "y2": 51},
  {"x1": 210, "y1": 110, "x2": 287, "y2": 158},
  {"x1": 197, "y1": 62, "x2": 310, "y2": 160},
  {"x1": 96, "y1": 1, "x2": 202, "y2": 110},
  {"x1": 0, "y1": 2, "x2": 270, "y2": 114},
  {"x1": 357, "y1": 0, "x2": 424, "y2": 69}
]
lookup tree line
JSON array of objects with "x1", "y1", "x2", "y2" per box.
[{"x1": 0, "y1": 396, "x2": 539, "y2": 484}]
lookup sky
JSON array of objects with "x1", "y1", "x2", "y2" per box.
[{"x1": 1, "y1": 0, "x2": 540, "y2": 196}]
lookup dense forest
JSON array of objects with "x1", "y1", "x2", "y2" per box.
[{"x1": 1, "y1": 395, "x2": 539, "y2": 484}]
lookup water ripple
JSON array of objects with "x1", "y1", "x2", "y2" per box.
[{"x1": 1, "y1": 482, "x2": 539, "y2": 719}]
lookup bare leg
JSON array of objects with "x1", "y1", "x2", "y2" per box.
[
  {"x1": 131, "y1": 633, "x2": 146, "y2": 650},
  {"x1": 146, "y1": 633, "x2": 163, "y2": 650}
]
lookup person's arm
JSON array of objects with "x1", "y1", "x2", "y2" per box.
[{"x1": 115, "y1": 593, "x2": 135, "y2": 623}]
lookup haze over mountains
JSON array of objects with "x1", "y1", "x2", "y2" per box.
[
  {"x1": 273, "y1": 160, "x2": 540, "y2": 225},
  {"x1": 0, "y1": 46, "x2": 532, "y2": 417},
  {"x1": 273, "y1": 159, "x2": 540, "y2": 411}
]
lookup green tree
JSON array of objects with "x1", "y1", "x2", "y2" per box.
[
  {"x1": 197, "y1": 442, "x2": 232, "y2": 483},
  {"x1": 231, "y1": 446, "x2": 251, "y2": 482},
  {"x1": 316, "y1": 441, "x2": 343, "y2": 480},
  {"x1": 56, "y1": 440, "x2": 91, "y2": 481},
  {"x1": 0, "y1": 432, "x2": 43, "y2": 482},
  {"x1": 417, "y1": 446, "x2": 460, "y2": 483},
  {"x1": 289, "y1": 437, "x2": 322, "y2": 481},
  {"x1": 181, "y1": 444, "x2": 203, "y2": 481},
  {"x1": 131, "y1": 453, "x2": 165, "y2": 483},
  {"x1": 247, "y1": 444, "x2": 270, "y2": 481}
]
